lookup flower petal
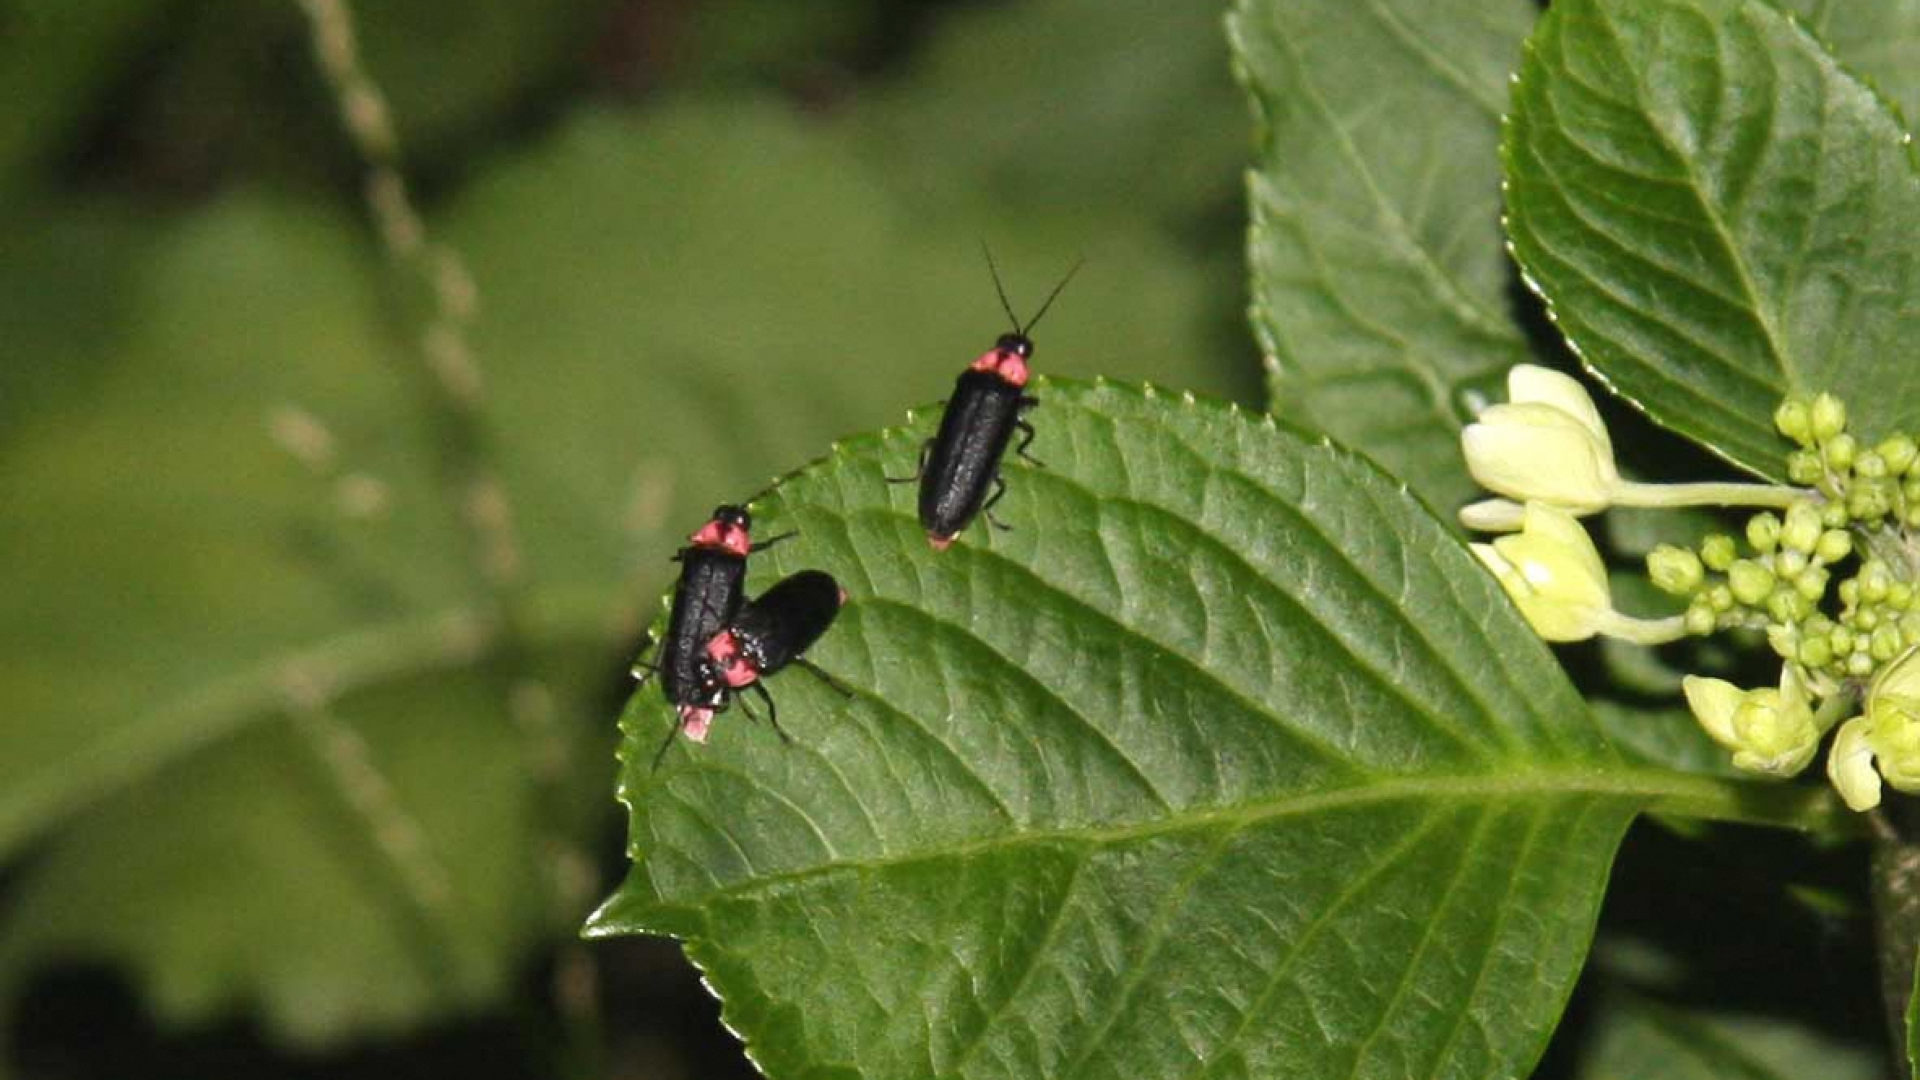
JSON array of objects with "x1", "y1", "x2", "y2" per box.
[
  {"x1": 1827, "y1": 716, "x2": 1882, "y2": 812},
  {"x1": 1508, "y1": 364, "x2": 1611, "y2": 452},
  {"x1": 1682, "y1": 675, "x2": 1745, "y2": 748}
]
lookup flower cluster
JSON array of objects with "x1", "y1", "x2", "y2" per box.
[{"x1": 1460, "y1": 367, "x2": 1920, "y2": 811}]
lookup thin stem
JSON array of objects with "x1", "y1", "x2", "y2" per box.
[
  {"x1": 1593, "y1": 610, "x2": 1689, "y2": 645},
  {"x1": 293, "y1": 0, "x2": 602, "y2": 1072},
  {"x1": 1612, "y1": 478, "x2": 1808, "y2": 510}
]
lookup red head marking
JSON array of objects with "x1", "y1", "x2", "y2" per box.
[
  {"x1": 705, "y1": 630, "x2": 758, "y2": 687},
  {"x1": 929, "y1": 534, "x2": 955, "y2": 552},
  {"x1": 689, "y1": 520, "x2": 752, "y2": 556}
]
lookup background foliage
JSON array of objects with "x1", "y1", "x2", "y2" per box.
[{"x1": 1, "y1": 0, "x2": 1910, "y2": 1076}]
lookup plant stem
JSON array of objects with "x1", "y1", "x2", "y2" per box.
[
  {"x1": 1871, "y1": 802, "x2": 1920, "y2": 1068},
  {"x1": 1593, "y1": 611, "x2": 1689, "y2": 645},
  {"x1": 1612, "y1": 479, "x2": 1807, "y2": 510}
]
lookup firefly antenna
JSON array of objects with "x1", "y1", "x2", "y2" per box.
[
  {"x1": 980, "y1": 241, "x2": 1022, "y2": 333},
  {"x1": 1020, "y1": 257, "x2": 1083, "y2": 337}
]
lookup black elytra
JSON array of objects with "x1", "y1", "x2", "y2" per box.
[
  {"x1": 899, "y1": 248, "x2": 1081, "y2": 549},
  {"x1": 632, "y1": 504, "x2": 792, "y2": 710},
  {"x1": 654, "y1": 569, "x2": 852, "y2": 768}
]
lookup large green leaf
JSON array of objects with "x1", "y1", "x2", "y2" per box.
[
  {"x1": 1232, "y1": 0, "x2": 1539, "y2": 518},
  {"x1": 590, "y1": 380, "x2": 1841, "y2": 1078},
  {"x1": 0, "y1": 95, "x2": 1244, "y2": 1052},
  {"x1": 1505, "y1": 0, "x2": 1920, "y2": 477}
]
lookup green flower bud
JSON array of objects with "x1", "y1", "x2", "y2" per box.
[
  {"x1": 1893, "y1": 582, "x2": 1914, "y2": 609},
  {"x1": 1794, "y1": 565, "x2": 1830, "y2": 603},
  {"x1": 1905, "y1": 477, "x2": 1920, "y2": 505},
  {"x1": 1729, "y1": 560, "x2": 1776, "y2": 606},
  {"x1": 1800, "y1": 636, "x2": 1834, "y2": 668},
  {"x1": 1775, "y1": 397, "x2": 1813, "y2": 445},
  {"x1": 1825, "y1": 432, "x2": 1858, "y2": 472},
  {"x1": 1683, "y1": 602, "x2": 1714, "y2": 636},
  {"x1": 1647, "y1": 544, "x2": 1705, "y2": 596},
  {"x1": 1833, "y1": 626, "x2": 1858, "y2": 654},
  {"x1": 1823, "y1": 499, "x2": 1852, "y2": 528},
  {"x1": 1787, "y1": 450, "x2": 1825, "y2": 485},
  {"x1": 1858, "y1": 607, "x2": 1881, "y2": 631},
  {"x1": 1881, "y1": 436, "x2": 1918, "y2": 476},
  {"x1": 1815, "y1": 529, "x2": 1853, "y2": 564},
  {"x1": 1850, "y1": 651, "x2": 1877, "y2": 676},
  {"x1": 1776, "y1": 548, "x2": 1810, "y2": 578},
  {"x1": 1782, "y1": 503, "x2": 1823, "y2": 553},
  {"x1": 1874, "y1": 624, "x2": 1906, "y2": 662},
  {"x1": 1745, "y1": 513, "x2": 1781, "y2": 553},
  {"x1": 1863, "y1": 560, "x2": 1892, "y2": 603},
  {"x1": 1858, "y1": 451, "x2": 1890, "y2": 479},
  {"x1": 1805, "y1": 614, "x2": 1836, "y2": 638},
  {"x1": 1701, "y1": 534, "x2": 1738, "y2": 571},
  {"x1": 1768, "y1": 625, "x2": 1799, "y2": 660},
  {"x1": 1840, "y1": 579, "x2": 1860, "y2": 606},
  {"x1": 1811, "y1": 393, "x2": 1849, "y2": 441},
  {"x1": 1902, "y1": 612, "x2": 1920, "y2": 642},
  {"x1": 1706, "y1": 583, "x2": 1734, "y2": 612},
  {"x1": 1850, "y1": 481, "x2": 1893, "y2": 521},
  {"x1": 1768, "y1": 587, "x2": 1810, "y2": 624}
]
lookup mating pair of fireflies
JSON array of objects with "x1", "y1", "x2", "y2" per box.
[{"x1": 637, "y1": 252, "x2": 1079, "y2": 763}]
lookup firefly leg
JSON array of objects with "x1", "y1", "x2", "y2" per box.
[
  {"x1": 983, "y1": 476, "x2": 1012, "y2": 530},
  {"x1": 887, "y1": 441, "x2": 932, "y2": 484},
  {"x1": 794, "y1": 657, "x2": 856, "y2": 698},
  {"x1": 650, "y1": 721, "x2": 681, "y2": 771},
  {"x1": 747, "y1": 681, "x2": 792, "y2": 744},
  {"x1": 630, "y1": 641, "x2": 662, "y2": 686},
  {"x1": 751, "y1": 530, "x2": 797, "y2": 552},
  {"x1": 1014, "y1": 419, "x2": 1045, "y2": 468}
]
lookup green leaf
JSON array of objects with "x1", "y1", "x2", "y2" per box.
[
  {"x1": 1567, "y1": 988, "x2": 1883, "y2": 1079},
  {"x1": 591, "y1": 379, "x2": 1741, "y2": 1078},
  {"x1": 1505, "y1": 0, "x2": 1920, "y2": 477},
  {"x1": 1592, "y1": 702, "x2": 1741, "y2": 779},
  {"x1": 0, "y1": 0, "x2": 156, "y2": 196},
  {"x1": 0, "y1": 95, "x2": 1249, "y2": 1052},
  {"x1": 0, "y1": 196, "x2": 608, "y2": 1043},
  {"x1": 863, "y1": 0, "x2": 1246, "y2": 221},
  {"x1": 1787, "y1": 0, "x2": 1920, "y2": 124},
  {"x1": 1232, "y1": 0, "x2": 1540, "y2": 517}
]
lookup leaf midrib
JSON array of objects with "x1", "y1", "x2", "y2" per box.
[{"x1": 632, "y1": 765, "x2": 1829, "y2": 914}]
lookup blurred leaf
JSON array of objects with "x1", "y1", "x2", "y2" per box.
[
  {"x1": 0, "y1": 197, "x2": 608, "y2": 1044},
  {"x1": 860, "y1": 0, "x2": 1246, "y2": 221},
  {"x1": 0, "y1": 1, "x2": 157, "y2": 194},
  {"x1": 1232, "y1": 0, "x2": 1539, "y2": 518},
  {"x1": 1568, "y1": 989, "x2": 1883, "y2": 1079},
  {"x1": 590, "y1": 379, "x2": 1741, "y2": 1078},
  {"x1": 1505, "y1": 0, "x2": 1920, "y2": 477}
]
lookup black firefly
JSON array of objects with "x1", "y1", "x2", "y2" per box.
[
  {"x1": 894, "y1": 248, "x2": 1081, "y2": 549},
  {"x1": 655, "y1": 568, "x2": 852, "y2": 767},
  {"x1": 632, "y1": 504, "x2": 791, "y2": 713}
]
